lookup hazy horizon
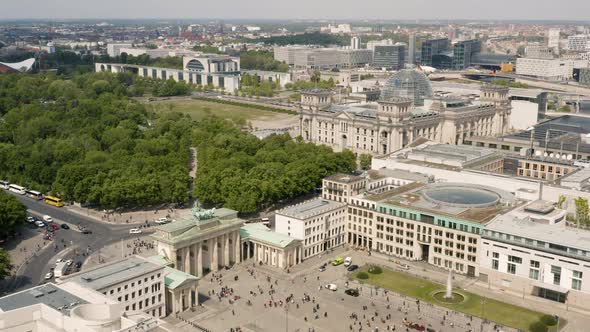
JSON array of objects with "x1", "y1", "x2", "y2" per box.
[{"x1": 2, "y1": 0, "x2": 590, "y2": 21}]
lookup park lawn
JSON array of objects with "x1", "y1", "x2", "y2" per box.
[
  {"x1": 149, "y1": 98, "x2": 292, "y2": 123},
  {"x1": 353, "y1": 266, "x2": 556, "y2": 332}
]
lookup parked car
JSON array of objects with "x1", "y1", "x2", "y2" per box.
[
  {"x1": 344, "y1": 257, "x2": 352, "y2": 266},
  {"x1": 347, "y1": 264, "x2": 359, "y2": 272},
  {"x1": 26, "y1": 216, "x2": 36, "y2": 223},
  {"x1": 75, "y1": 261, "x2": 82, "y2": 269},
  {"x1": 44, "y1": 272, "x2": 54, "y2": 280},
  {"x1": 331, "y1": 257, "x2": 344, "y2": 266},
  {"x1": 345, "y1": 289, "x2": 360, "y2": 297},
  {"x1": 48, "y1": 224, "x2": 59, "y2": 231},
  {"x1": 129, "y1": 228, "x2": 142, "y2": 234},
  {"x1": 35, "y1": 220, "x2": 45, "y2": 228},
  {"x1": 82, "y1": 229, "x2": 92, "y2": 234},
  {"x1": 325, "y1": 283, "x2": 338, "y2": 291},
  {"x1": 61, "y1": 223, "x2": 69, "y2": 229},
  {"x1": 319, "y1": 264, "x2": 326, "y2": 272},
  {"x1": 155, "y1": 218, "x2": 169, "y2": 224},
  {"x1": 42, "y1": 215, "x2": 53, "y2": 223},
  {"x1": 65, "y1": 259, "x2": 73, "y2": 266}
]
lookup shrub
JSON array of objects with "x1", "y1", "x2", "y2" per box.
[
  {"x1": 540, "y1": 315, "x2": 558, "y2": 326},
  {"x1": 529, "y1": 321, "x2": 548, "y2": 332},
  {"x1": 356, "y1": 272, "x2": 369, "y2": 280},
  {"x1": 368, "y1": 266, "x2": 382, "y2": 274}
]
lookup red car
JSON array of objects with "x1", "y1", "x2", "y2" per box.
[{"x1": 48, "y1": 224, "x2": 59, "y2": 231}]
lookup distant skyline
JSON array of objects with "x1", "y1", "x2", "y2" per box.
[{"x1": 2, "y1": 0, "x2": 590, "y2": 21}]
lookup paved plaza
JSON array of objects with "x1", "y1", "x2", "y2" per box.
[{"x1": 161, "y1": 246, "x2": 584, "y2": 332}]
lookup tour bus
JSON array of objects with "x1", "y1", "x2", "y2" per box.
[
  {"x1": 0, "y1": 180, "x2": 9, "y2": 190},
  {"x1": 8, "y1": 184, "x2": 26, "y2": 195},
  {"x1": 25, "y1": 190, "x2": 44, "y2": 200},
  {"x1": 44, "y1": 195, "x2": 65, "y2": 207}
]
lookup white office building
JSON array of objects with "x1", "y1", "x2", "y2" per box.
[
  {"x1": 548, "y1": 28, "x2": 560, "y2": 52},
  {"x1": 568, "y1": 35, "x2": 590, "y2": 52},
  {"x1": 516, "y1": 58, "x2": 588, "y2": 80},
  {"x1": 351, "y1": 36, "x2": 361, "y2": 50},
  {"x1": 274, "y1": 46, "x2": 372, "y2": 70},
  {"x1": 0, "y1": 283, "x2": 173, "y2": 332},
  {"x1": 107, "y1": 43, "x2": 133, "y2": 57},
  {"x1": 59, "y1": 256, "x2": 168, "y2": 318},
  {"x1": 480, "y1": 200, "x2": 590, "y2": 308},
  {"x1": 275, "y1": 198, "x2": 347, "y2": 259},
  {"x1": 96, "y1": 54, "x2": 241, "y2": 91}
]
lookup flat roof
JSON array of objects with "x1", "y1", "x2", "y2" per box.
[
  {"x1": 367, "y1": 168, "x2": 430, "y2": 183},
  {"x1": 240, "y1": 223, "x2": 299, "y2": 249},
  {"x1": 364, "y1": 182, "x2": 518, "y2": 224},
  {"x1": 278, "y1": 198, "x2": 346, "y2": 220},
  {"x1": 407, "y1": 144, "x2": 500, "y2": 167},
  {"x1": 486, "y1": 215, "x2": 590, "y2": 251},
  {"x1": 0, "y1": 283, "x2": 88, "y2": 315},
  {"x1": 63, "y1": 256, "x2": 163, "y2": 291},
  {"x1": 325, "y1": 173, "x2": 365, "y2": 184}
]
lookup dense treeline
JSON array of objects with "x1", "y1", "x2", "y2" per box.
[
  {"x1": 240, "y1": 50, "x2": 289, "y2": 72},
  {"x1": 0, "y1": 72, "x2": 192, "y2": 208},
  {"x1": 193, "y1": 118, "x2": 356, "y2": 213},
  {"x1": 255, "y1": 32, "x2": 350, "y2": 46},
  {"x1": 239, "y1": 73, "x2": 279, "y2": 97}
]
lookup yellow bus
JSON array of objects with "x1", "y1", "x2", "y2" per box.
[{"x1": 44, "y1": 195, "x2": 64, "y2": 207}]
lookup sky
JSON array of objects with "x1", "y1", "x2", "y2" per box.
[{"x1": 1, "y1": 0, "x2": 590, "y2": 21}]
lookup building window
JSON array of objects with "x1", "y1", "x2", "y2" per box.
[
  {"x1": 529, "y1": 260, "x2": 540, "y2": 280},
  {"x1": 572, "y1": 271, "x2": 583, "y2": 291},
  {"x1": 551, "y1": 265, "x2": 562, "y2": 285},
  {"x1": 507, "y1": 263, "x2": 516, "y2": 274},
  {"x1": 492, "y1": 259, "x2": 499, "y2": 270}
]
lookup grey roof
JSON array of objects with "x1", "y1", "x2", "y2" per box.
[
  {"x1": 0, "y1": 283, "x2": 88, "y2": 315},
  {"x1": 367, "y1": 168, "x2": 430, "y2": 183},
  {"x1": 406, "y1": 144, "x2": 500, "y2": 167},
  {"x1": 64, "y1": 256, "x2": 163, "y2": 291},
  {"x1": 240, "y1": 223, "x2": 299, "y2": 249},
  {"x1": 486, "y1": 215, "x2": 590, "y2": 252},
  {"x1": 325, "y1": 173, "x2": 365, "y2": 183},
  {"x1": 278, "y1": 198, "x2": 346, "y2": 220}
]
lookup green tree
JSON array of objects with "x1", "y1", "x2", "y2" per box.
[
  {"x1": 574, "y1": 197, "x2": 589, "y2": 225},
  {"x1": 0, "y1": 191, "x2": 27, "y2": 239},
  {"x1": 0, "y1": 249, "x2": 13, "y2": 280},
  {"x1": 359, "y1": 153, "x2": 372, "y2": 170}
]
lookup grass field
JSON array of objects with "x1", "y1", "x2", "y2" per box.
[
  {"x1": 353, "y1": 266, "x2": 559, "y2": 332},
  {"x1": 147, "y1": 98, "x2": 296, "y2": 125}
]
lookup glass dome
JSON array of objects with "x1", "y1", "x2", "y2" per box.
[{"x1": 380, "y1": 69, "x2": 433, "y2": 106}]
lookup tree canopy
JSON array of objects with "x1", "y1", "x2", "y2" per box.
[
  {"x1": 255, "y1": 32, "x2": 350, "y2": 47},
  {"x1": 240, "y1": 50, "x2": 289, "y2": 72},
  {"x1": 0, "y1": 72, "x2": 192, "y2": 209},
  {"x1": 0, "y1": 191, "x2": 27, "y2": 239},
  {"x1": 192, "y1": 118, "x2": 356, "y2": 213}
]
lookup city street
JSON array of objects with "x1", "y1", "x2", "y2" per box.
[{"x1": 0, "y1": 191, "x2": 142, "y2": 294}]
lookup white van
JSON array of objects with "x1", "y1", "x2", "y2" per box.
[
  {"x1": 344, "y1": 257, "x2": 352, "y2": 266},
  {"x1": 43, "y1": 215, "x2": 53, "y2": 223}
]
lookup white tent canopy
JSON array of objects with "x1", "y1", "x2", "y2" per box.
[{"x1": 0, "y1": 58, "x2": 35, "y2": 72}]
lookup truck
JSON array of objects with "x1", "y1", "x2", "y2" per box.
[{"x1": 54, "y1": 262, "x2": 68, "y2": 278}]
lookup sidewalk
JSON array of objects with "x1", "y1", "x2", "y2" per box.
[{"x1": 65, "y1": 204, "x2": 190, "y2": 225}]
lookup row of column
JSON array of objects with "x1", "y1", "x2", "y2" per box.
[
  {"x1": 243, "y1": 241, "x2": 303, "y2": 268},
  {"x1": 175, "y1": 230, "x2": 241, "y2": 277},
  {"x1": 169, "y1": 285, "x2": 198, "y2": 314}
]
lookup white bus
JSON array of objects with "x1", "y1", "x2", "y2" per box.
[
  {"x1": 25, "y1": 190, "x2": 43, "y2": 200},
  {"x1": 0, "y1": 180, "x2": 9, "y2": 190},
  {"x1": 8, "y1": 184, "x2": 26, "y2": 195}
]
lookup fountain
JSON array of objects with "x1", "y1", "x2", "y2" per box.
[
  {"x1": 444, "y1": 270, "x2": 453, "y2": 299},
  {"x1": 431, "y1": 269, "x2": 466, "y2": 304}
]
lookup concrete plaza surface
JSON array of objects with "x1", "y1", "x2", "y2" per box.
[{"x1": 159, "y1": 246, "x2": 590, "y2": 332}]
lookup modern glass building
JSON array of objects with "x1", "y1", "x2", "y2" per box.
[
  {"x1": 452, "y1": 39, "x2": 481, "y2": 70},
  {"x1": 372, "y1": 44, "x2": 406, "y2": 70},
  {"x1": 420, "y1": 38, "x2": 449, "y2": 67}
]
